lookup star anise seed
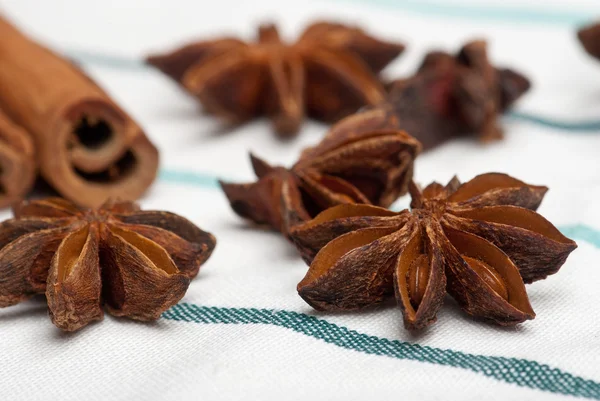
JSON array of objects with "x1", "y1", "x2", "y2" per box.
[
  {"x1": 220, "y1": 122, "x2": 420, "y2": 235},
  {"x1": 290, "y1": 173, "x2": 576, "y2": 330},
  {"x1": 0, "y1": 198, "x2": 216, "y2": 331},
  {"x1": 147, "y1": 21, "x2": 404, "y2": 137},
  {"x1": 377, "y1": 40, "x2": 530, "y2": 150}
]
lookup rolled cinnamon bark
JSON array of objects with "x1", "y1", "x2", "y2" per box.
[
  {"x1": 0, "y1": 17, "x2": 159, "y2": 207},
  {"x1": 0, "y1": 109, "x2": 36, "y2": 208}
]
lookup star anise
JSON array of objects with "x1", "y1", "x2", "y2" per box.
[
  {"x1": 0, "y1": 198, "x2": 216, "y2": 331},
  {"x1": 578, "y1": 22, "x2": 600, "y2": 61},
  {"x1": 380, "y1": 40, "x2": 530, "y2": 150},
  {"x1": 220, "y1": 120, "x2": 420, "y2": 235},
  {"x1": 146, "y1": 21, "x2": 404, "y2": 137},
  {"x1": 289, "y1": 173, "x2": 576, "y2": 330}
]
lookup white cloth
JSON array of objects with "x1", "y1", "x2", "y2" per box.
[{"x1": 0, "y1": 0, "x2": 599, "y2": 400}]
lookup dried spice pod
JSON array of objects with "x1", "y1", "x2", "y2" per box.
[
  {"x1": 0, "y1": 109, "x2": 36, "y2": 208},
  {"x1": 578, "y1": 22, "x2": 600, "y2": 60},
  {"x1": 0, "y1": 198, "x2": 216, "y2": 331},
  {"x1": 365, "y1": 40, "x2": 530, "y2": 151},
  {"x1": 290, "y1": 173, "x2": 576, "y2": 330},
  {"x1": 0, "y1": 17, "x2": 159, "y2": 207},
  {"x1": 220, "y1": 122, "x2": 420, "y2": 235},
  {"x1": 147, "y1": 21, "x2": 404, "y2": 137},
  {"x1": 391, "y1": 40, "x2": 530, "y2": 149}
]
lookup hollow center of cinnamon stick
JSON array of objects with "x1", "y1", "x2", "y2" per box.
[
  {"x1": 73, "y1": 116, "x2": 113, "y2": 150},
  {"x1": 74, "y1": 150, "x2": 137, "y2": 184}
]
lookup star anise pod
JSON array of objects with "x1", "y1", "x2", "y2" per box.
[
  {"x1": 380, "y1": 40, "x2": 530, "y2": 150},
  {"x1": 146, "y1": 21, "x2": 404, "y2": 137},
  {"x1": 578, "y1": 22, "x2": 600, "y2": 61},
  {"x1": 289, "y1": 173, "x2": 576, "y2": 330},
  {"x1": 220, "y1": 120, "x2": 420, "y2": 235},
  {"x1": 0, "y1": 198, "x2": 216, "y2": 331}
]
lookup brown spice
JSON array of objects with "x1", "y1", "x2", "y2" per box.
[
  {"x1": 220, "y1": 119, "x2": 420, "y2": 235},
  {"x1": 0, "y1": 198, "x2": 216, "y2": 331},
  {"x1": 0, "y1": 17, "x2": 159, "y2": 207},
  {"x1": 344, "y1": 40, "x2": 530, "y2": 151},
  {"x1": 389, "y1": 40, "x2": 530, "y2": 149},
  {"x1": 290, "y1": 173, "x2": 576, "y2": 330},
  {"x1": 578, "y1": 22, "x2": 600, "y2": 61},
  {"x1": 0, "y1": 109, "x2": 36, "y2": 208},
  {"x1": 147, "y1": 21, "x2": 404, "y2": 137}
]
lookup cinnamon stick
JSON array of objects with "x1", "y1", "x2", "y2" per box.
[
  {"x1": 0, "y1": 16, "x2": 159, "y2": 207},
  {"x1": 0, "y1": 109, "x2": 35, "y2": 207}
]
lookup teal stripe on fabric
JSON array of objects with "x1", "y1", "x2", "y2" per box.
[
  {"x1": 163, "y1": 303, "x2": 600, "y2": 399},
  {"x1": 507, "y1": 112, "x2": 600, "y2": 132},
  {"x1": 559, "y1": 224, "x2": 600, "y2": 248},
  {"x1": 158, "y1": 169, "x2": 222, "y2": 189},
  {"x1": 65, "y1": 49, "x2": 146, "y2": 70},
  {"x1": 339, "y1": 0, "x2": 592, "y2": 26}
]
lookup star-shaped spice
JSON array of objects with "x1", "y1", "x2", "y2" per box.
[
  {"x1": 147, "y1": 21, "x2": 404, "y2": 137},
  {"x1": 0, "y1": 198, "x2": 216, "y2": 331},
  {"x1": 578, "y1": 22, "x2": 600, "y2": 61},
  {"x1": 381, "y1": 40, "x2": 530, "y2": 150},
  {"x1": 220, "y1": 118, "x2": 420, "y2": 235},
  {"x1": 289, "y1": 173, "x2": 576, "y2": 330}
]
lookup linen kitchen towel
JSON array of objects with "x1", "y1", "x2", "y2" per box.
[{"x1": 0, "y1": 0, "x2": 599, "y2": 400}]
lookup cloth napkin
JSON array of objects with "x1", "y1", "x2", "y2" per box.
[{"x1": 0, "y1": 0, "x2": 599, "y2": 400}]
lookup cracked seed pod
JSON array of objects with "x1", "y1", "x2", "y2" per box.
[
  {"x1": 220, "y1": 120, "x2": 420, "y2": 235},
  {"x1": 290, "y1": 173, "x2": 576, "y2": 330},
  {"x1": 147, "y1": 21, "x2": 404, "y2": 137},
  {"x1": 0, "y1": 198, "x2": 216, "y2": 331}
]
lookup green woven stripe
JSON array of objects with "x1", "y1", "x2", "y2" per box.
[
  {"x1": 560, "y1": 224, "x2": 600, "y2": 249},
  {"x1": 341, "y1": 0, "x2": 591, "y2": 26},
  {"x1": 163, "y1": 303, "x2": 600, "y2": 399}
]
